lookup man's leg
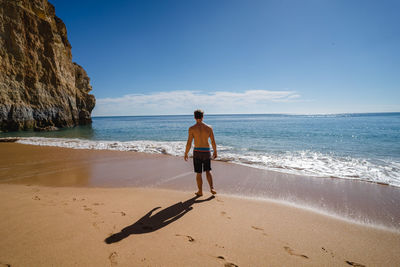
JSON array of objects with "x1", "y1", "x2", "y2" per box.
[
  {"x1": 196, "y1": 173, "x2": 203, "y2": 196},
  {"x1": 206, "y1": 171, "x2": 216, "y2": 194}
]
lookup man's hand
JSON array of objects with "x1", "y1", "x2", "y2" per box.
[
  {"x1": 212, "y1": 151, "x2": 217, "y2": 160},
  {"x1": 184, "y1": 153, "x2": 188, "y2": 161}
]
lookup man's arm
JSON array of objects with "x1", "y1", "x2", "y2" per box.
[
  {"x1": 210, "y1": 127, "x2": 217, "y2": 159},
  {"x1": 184, "y1": 128, "x2": 194, "y2": 161}
]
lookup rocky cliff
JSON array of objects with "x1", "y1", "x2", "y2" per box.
[{"x1": 0, "y1": 0, "x2": 95, "y2": 131}]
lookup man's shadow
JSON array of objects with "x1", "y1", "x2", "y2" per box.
[{"x1": 105, "y1": 195, "x2": 215, "y2": 244}]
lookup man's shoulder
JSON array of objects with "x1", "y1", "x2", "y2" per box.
[
  {"x1": 188, "y1": 124, "x2": 198, "y2": 132},
  {"x1": 203, "y1": 123, "x2": 213, "y2": 129}
]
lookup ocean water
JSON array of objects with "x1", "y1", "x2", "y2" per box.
[{"x1": 2, "y1": 113, "x2": 400, "y2": 187}]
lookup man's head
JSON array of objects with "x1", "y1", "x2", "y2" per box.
[{"x1": 194, "y1": 109, "x2": 204, "y2": 121}]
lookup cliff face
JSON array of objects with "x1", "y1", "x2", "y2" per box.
[{"x1": 0, "y1": 0, "x2": 95, "y2": 131}]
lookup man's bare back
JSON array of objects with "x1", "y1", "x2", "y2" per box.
[{"x1": 187, "y1": 122, "x2": 217, "y2": 158}]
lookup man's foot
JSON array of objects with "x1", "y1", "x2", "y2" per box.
[
  {"x1": 195, "y1": 191, "x2": 203, "y2": 197},
  {"x1": 210, "y1": 189, "x2": 217, "y2": 195}
]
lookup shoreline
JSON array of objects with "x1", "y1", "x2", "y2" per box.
[
  {"x1": 1, "y1": 142, "x2": 400, "y2": 232},
  {"x1": 1, "y1": 136, "x2": 398, "y2": 188}
]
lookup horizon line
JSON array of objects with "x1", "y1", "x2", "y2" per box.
[{"x1": 92, "y1": 111, "x2": 400, "y2": 118}]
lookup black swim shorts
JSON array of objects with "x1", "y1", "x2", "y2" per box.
[{"x1": 193, "y1": 151, "x2": 211, "y2": 173}]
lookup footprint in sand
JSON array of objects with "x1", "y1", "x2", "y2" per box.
[
  {"x1": 33, "y1": 196, "x2": 40, "y2": 200},
  {"x1": 112, "y1": 211, "x2": 126, "y2": 216},
  {"x1": 82, "y1": 205, "x2": 99, "y2": 216},
  {"x1": 0, "y1": 263, "x2": 11, "y2": 267},
  {"x1": 92, "y1": 221, "x2": 105, "y2": 229},
  {"x1": 345, "y1": 260, "x2": 365, "y2": 267},
  {"x1": 216, "y1": 256, "x2": 239, "y2": 267},
  {"x1": 321, "y1": 247, "x2": 335, "y2": 258},
  {"x1": 251, "y1": 226, "x2": 268, "y2": 236},
  {"x1": 220, "y1": 211, "x2": 231, "y2": 219},
  {"x1": 175, "y1": 234, "x2": 195, "y2": 242},
  {"x1": 284, "y1": 246, "x2": 309, "y2": 259},
  {"x1": 251, "y1": 226, "x2": 264, "y2": 231},
  {"x1": 92, "y1": 202, "x2": 104, "y2": 206},
  {"x1": 109, "y1": 252, "x2": 118, "y2": 266}
]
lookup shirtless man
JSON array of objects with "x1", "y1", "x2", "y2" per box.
[{"x1": 184, "y1": 110, "x2": 217, "y2": 196}]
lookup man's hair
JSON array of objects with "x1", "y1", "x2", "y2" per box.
[{"x1": 194, "y1": 109, "x2": 204, "y2": 119}]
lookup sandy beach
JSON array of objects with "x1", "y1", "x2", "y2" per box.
[
  {"x1": 1, "y1": 0, "x2": 399, "y2": 266},
  {"x1": 1, "y1": 143, "x2": 400, "y2": 266}
]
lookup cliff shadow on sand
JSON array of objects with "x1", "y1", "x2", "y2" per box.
[{"x1": 105, "y1": 195, "x2": 215, "y2": 244}]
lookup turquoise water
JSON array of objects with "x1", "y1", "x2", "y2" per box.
[{"x1": 2, "y1": 113, "x2": 400, "y2": 186}]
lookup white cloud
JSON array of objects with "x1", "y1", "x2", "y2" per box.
[{"x1": 93, "y1": 89, "x2": 301, "y2": 116}]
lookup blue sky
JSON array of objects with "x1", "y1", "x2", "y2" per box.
[{"x1": 51, "y1": 0, "x2": 400, "y2": 115}]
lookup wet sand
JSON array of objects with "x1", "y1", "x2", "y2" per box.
[
  {"x1": 0, "y1": 143, "x2": 400, "y2": 266},
  {"x1": 1, "y1": 143, "x2": 400, "y2": 230}
]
